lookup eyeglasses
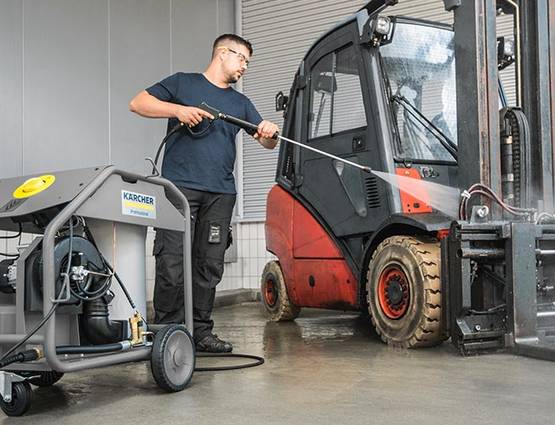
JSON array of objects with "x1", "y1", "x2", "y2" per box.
[{"x1": 218, "y1": 46, "x2": 250, "y2": 66}]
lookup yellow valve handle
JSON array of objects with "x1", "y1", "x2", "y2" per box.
[{"x1": 13, "y1": 175, "x2": 56, "y2": 199}]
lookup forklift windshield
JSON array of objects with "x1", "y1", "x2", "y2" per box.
[{"x1": 380, "y1": 20, "x2": 457, "y2": 163}]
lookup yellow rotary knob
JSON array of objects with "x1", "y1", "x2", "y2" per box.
[{"x1": 13, "y1": 175, "x2": 56, "y2": 199}]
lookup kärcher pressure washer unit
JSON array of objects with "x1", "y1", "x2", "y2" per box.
[{"x1": 0, "y1": 166, "x2": 195, "y2": 416}]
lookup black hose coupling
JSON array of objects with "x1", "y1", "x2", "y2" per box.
[{"x1": 0, "y1": 348, "x2": 43, "y2": 368}]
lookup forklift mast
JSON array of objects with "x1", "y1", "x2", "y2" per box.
[
  {"x1": 445, "y1": 0, "x2": 555, "y2": 360},
  {"x1": 446, "y1": 0, "x2": 554, "y2": 208}
]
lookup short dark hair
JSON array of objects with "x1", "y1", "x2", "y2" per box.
[{"x1": 212, "y1": 34, "x2": 253, "y2": 58}]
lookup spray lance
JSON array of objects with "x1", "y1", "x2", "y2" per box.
[
  {"x1": 197, "y1": 103, "x2": 472, "y2": 219},
  {"x1": 198, "y1": 102, "x2": 373, "y2": 174}
]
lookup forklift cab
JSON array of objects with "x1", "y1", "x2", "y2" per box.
[{"x1": 276, "y1": 15, "x2": 463, "y2": 265}]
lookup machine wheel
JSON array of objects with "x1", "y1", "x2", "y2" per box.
[
  {"x1": 366, "y1": 235, "x2": 444, "y2": 348},
  {"x1": 260, "y1": 261, "x2": 300, "y2": 321},
  {"x1": 0, "y1": 381, "x2": 32, "y2": 417},
  {"x1": 151, "y1": 324, "x2": 195, "y2": 392},
  {"x1": 28, "y1": 371, "x2": 64, "y2": 387}
]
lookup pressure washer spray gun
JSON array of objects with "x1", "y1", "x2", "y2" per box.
[{"x1": 198, "y1": 102, "x2": 373, "y2": 174}]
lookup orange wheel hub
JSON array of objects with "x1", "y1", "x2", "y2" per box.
[{"x1": 263, "y1": 277, "x2": 278, "y2": 307}]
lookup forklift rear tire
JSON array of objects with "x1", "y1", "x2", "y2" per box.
[
  {"x1": 151, "y1": 324, "x2": 195, "y2": 392},
  {"x1": 366, "y1": 235, "x2": 444, "y2": 348},
  {"x1": 28, "y1": 371, "x2": 64, "y2": 387},
  {"x1": 0, "y1": 381, "x2": 32, "y2": 417},
  {"x1": 261, "y1": 261, "x2": 300, "y2": 321}
]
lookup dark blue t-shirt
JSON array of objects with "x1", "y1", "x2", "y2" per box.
[{"x1": 146, "y1": 73, "x2": 262, "y2": 194}]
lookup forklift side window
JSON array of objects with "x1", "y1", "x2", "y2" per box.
[
  {"x1": 310, "y1": 53, "x2": 333, "y2": 139},
  {"x1": 309, "y1": 45, "x2": 366, "y2": 140},
  {"x1": 380, "y1": 23, "x2": 457, "y2": 162},
  {"x1": 333, "y1": 46, "x2": 367, "y2": 133}
]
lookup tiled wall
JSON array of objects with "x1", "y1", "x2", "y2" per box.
[
  {"x1": 219, "y1": 221, "x2": 276, "y2": 291},
  {"x1": 2, "y1": 221, "x2": 273, "y2": 302},
  {"x1": 146, "y1": 221, "x2": 275, "y2": 297}
]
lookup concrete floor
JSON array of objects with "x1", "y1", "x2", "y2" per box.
[{"x1": 3, "y1": 303, "x2": 554, "y2": 425}]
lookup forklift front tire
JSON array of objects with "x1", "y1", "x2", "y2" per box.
[
  {"x1": 261, "y1": 261, "x2": 300, "y2": 321},
  {"x1": 366, "y1": 235, "x2": 444, "y2": 348}
]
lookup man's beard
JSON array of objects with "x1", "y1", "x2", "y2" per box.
[
  {"x1": 226, "y1": 70, "x2": 242, "y2": 84},
  {"x1": 227, "y1": 74, "x2": 239, "y2": 84}
]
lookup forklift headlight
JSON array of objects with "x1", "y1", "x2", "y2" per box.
[
  {"x1": 497, "y1": 36, "x2": 515, "y2": 70},
  {"x1": 503, "y1": 37, "x2": 514, "y2": 57},
  {"x1": 362, "y1": 15, "x2": 394, "y2": 47},
  {"x1": 375, "y1": 16, "x2": 392, "y2": 35}
]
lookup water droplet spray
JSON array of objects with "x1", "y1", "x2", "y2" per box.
[{"x1": 371, "y1": 170, "x2": 461, "y2": 218}]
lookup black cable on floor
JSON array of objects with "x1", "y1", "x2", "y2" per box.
[{"x1": 194, "y1": 353, "x2": 264, "y2": 372}]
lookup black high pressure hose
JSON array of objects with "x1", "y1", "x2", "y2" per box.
[
  {"x1": 0, "y1": 301, "x2": 60, "y2": 364},
  {"x1": 0, "y1": 349, "x2": 42, "y2": 369},
  {"x1": 56, "y1": 342, "x2": 130, "y2": 355},
  {"x1": 195, "y1": 352, "x2": 264, "y2": 372},
  {"x1": 147, "y1": 111, "x2": 265, "y2": 372},
  {"x1": 151, "y1": 112, "x2": 217, "y2": 175},
  {"x1": 0, "y1": 343, "x2": 132, "y2": 369},
  {"x1": 152, "y1": 122, "x2": 184, "y2": 175},
  {"x1": 146, "y1": 324, "x2": 264, "y2": 371}
]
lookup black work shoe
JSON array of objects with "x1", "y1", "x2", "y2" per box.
[{"x1": 195, "y1": 334, "x2": 233, "y2": 353}]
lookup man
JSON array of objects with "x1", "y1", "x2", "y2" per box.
[{"x1": 129, "y1": 34, "x2": 278, "y2": 353}]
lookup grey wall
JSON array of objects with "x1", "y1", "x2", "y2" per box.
[{"x1": 0, "y1": 0, "x2": 235, "y2": 179}]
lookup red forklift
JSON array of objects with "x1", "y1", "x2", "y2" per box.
[{"x1": 260, "y1": 0, "x2": 555, "y2": 360}]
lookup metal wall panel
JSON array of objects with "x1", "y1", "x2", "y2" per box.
[
  {"x1": 110, "y1": 0, "x2": 171, "y2": 174},
  {"x1": 173, "y1": 1, "x2": 216, "y2": 73},
  {"x1": 240, "y1": 0, "x2": 516, "y2": 220},
  {"x1": 0, "y1": 1, "x2": 23, "y2": 178},
  {"x1": 24, "y1": 0, "x2": 109, "y2": 174},
  {"x1": 0, "y1": 0, "x2": 234, "y2": 179},
  {"x1": 173, "y1": 0, "x2": 235, "y2": 73}
]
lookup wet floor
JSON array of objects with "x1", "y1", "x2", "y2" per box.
[{"x1": 2, "y1": 303, "x2": 554, "y2": 425}]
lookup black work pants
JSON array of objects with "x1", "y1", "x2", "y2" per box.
[{"x1": 153, "y1": 187, "x2": 236, "y2": 341}]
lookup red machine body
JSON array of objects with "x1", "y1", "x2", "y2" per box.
[{"x1": 265, "y1": 185, "x2": 359, "y2": 310}]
